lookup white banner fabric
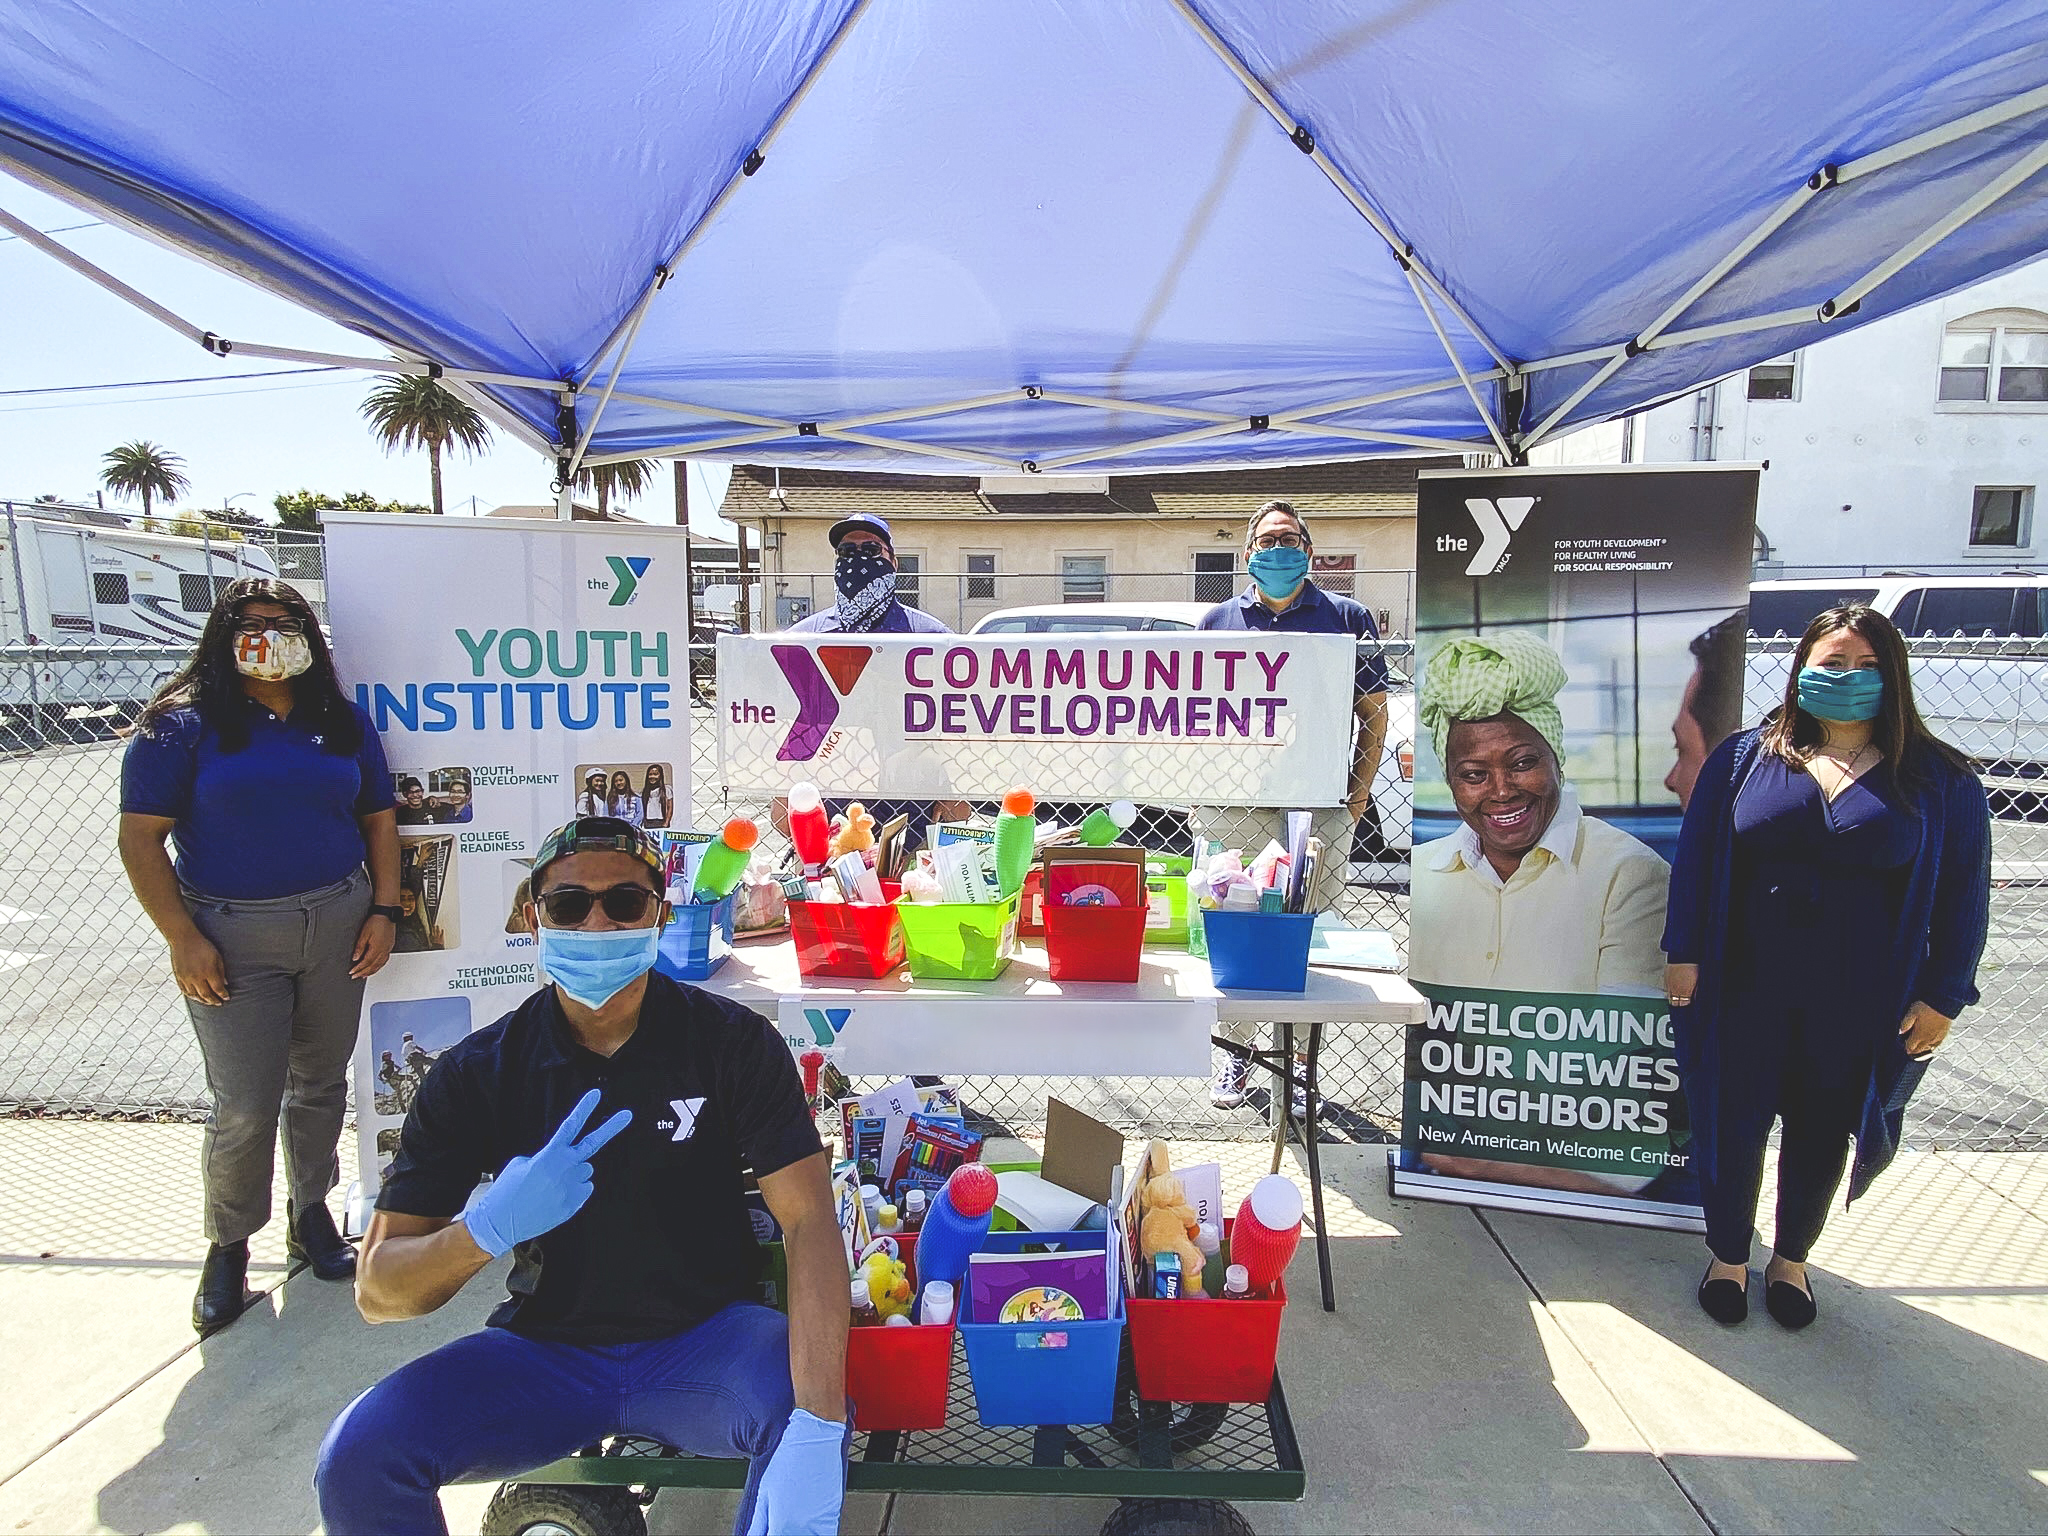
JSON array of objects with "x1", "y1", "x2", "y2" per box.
[
  {"x1": 716, "y1": 632, "x2": 1354, "y2": 805},
  {"x1": 323, "y1": 513, "x2": 695, "y2": 1226}
]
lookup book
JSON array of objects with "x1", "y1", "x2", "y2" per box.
[{"x1": 967, "y1": 1249, "x2": 1111, "y2": 1324}]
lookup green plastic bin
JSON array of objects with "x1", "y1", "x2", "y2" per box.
[
  {"x1": 894, "y1": 895, "x2": 1019, "y2": 980},
  {"x1": 1142, "y1": 854, "x2": 1192, "y2": 947}
]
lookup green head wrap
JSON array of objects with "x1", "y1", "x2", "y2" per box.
[{"x1": 1418, "y1": 631, "x2": 1569, "y2": 770}]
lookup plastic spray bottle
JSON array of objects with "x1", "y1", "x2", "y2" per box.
[
  {"x1": 691, "y1": 817, "x2": 759, "y2": 901},
  {"x1": 787, "y1": 782, "x2": 833, "y2": 874},
  {"x1": 913, "y1": 1162, "x2": 999, "y2": 1295},
  {"x1": 1230, "y1": 1174, "x2": 1304, "y2": 1293},
  {"x1": 1078, "y1": 799, "x2": 1137, "y2": 846},
  {"x1": 994, "y1": 787, "x2": 1037, "y2": 897}
]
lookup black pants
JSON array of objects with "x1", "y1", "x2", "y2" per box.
[{"x1": 1700, "y1": 997, "x2": 1865, "y2": 1266}]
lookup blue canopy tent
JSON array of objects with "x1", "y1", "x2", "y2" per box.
[{"x1": 2, "y1": 0, "x2": 2046, "y2": 493}]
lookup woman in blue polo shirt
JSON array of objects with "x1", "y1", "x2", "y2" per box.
[{"x1": 118, "y1": 579, "x2": 402, "y2": 1337}]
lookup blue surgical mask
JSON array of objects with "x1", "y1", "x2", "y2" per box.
[
  {"x1": 536, "y1": 923, "x2": 663, "y2": 1009},
  {"x1": 1247, "y1": 546, "x2": 1310, "y2": 600},
  {"x1": 1796, "y1": 665, "x2": 1884, "y2": 722}
]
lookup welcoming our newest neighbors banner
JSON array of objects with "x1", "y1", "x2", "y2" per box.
[
  {"x1": 1396, "y1": 465, "x2": 1759, "y2": 1230},
  {"x1": 324, "y1": 513, "x2": 693, "y2": 1227},
  {"x1": 717, "y1": 633, "x2": 1355, "y2": 806}
]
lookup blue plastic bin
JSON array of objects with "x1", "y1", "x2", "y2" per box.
[
  {"x1": 958, "y1": 1230, "x2": 1124, "y2": 1428},
  {"x1": 655, "y1": 894, "x2": 734, "y2": 981},
  {"x1": 1201, "y1": 909, "x2": 1315, "y2": 992}
]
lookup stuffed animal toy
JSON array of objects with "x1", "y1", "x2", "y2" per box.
[
  {"x1": 829, "y1": 802, "x2": 877, "y2": 858},
  {"x1": 1139, "y1": 1143, "x2": 1207, "y2": 1296},
  {"x1": 860, "y1": 1250, "x2": 914, "y2": 1320}
]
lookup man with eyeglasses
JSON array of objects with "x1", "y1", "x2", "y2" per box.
[
  {"x1": 1197, "y1": 500, "x2": 1391, "y2": 1111},
  {"x1": 319, "y1": 817, "x2": 848, "y2": 1536}
]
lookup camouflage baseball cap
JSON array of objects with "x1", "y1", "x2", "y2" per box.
[{"x1": 530, "y1": 815, "x2": 663, "y2": 889}]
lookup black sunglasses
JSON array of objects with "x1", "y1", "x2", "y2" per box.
[{"x1": 535, "y1": 883, "x2": 661, "y2": 927}]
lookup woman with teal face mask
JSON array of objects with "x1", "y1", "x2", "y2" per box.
[{"x1": 1663, "y1": 605, "x2": 1990, "y2": 1332}]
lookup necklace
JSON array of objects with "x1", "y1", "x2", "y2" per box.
[{"x1": 1813, "y1": 741, "x2": 1874, "y2": 776}]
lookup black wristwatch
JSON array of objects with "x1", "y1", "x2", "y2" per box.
[{"x1": 369, "y1": 904, "x2": 403, "y2": 923}]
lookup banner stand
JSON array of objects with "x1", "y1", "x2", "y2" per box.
[{"x1": 1386, "y1": 1153, "x2": 1706, "y2": 1234}]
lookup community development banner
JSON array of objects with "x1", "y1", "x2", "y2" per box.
[
  {"x1": 1396, "y1": 465, "x2": 1758, "y2": 1229},
  {"x1": 324, "y1": 513, "x2": 693, "y2": 1227},
  {"x1": 718, "y1": 633, "x2": 1354, "y2": 806}
]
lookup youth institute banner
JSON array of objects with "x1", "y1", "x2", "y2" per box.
[
  {"x1": 324, "y1": 513, "x2": 694, "y2": 1228},
  {"x1": 717, "y1": 633, "x2": 1354, "y2": 806},
  {"x1": 1396, "y1": 466, "x2": 1758, "y2": 1229}
]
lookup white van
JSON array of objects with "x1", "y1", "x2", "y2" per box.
[{"x1": 1747, "y1": 574, "x2": 2048, "y2": 640}]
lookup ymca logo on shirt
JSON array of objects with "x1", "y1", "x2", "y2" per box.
[{"x1": 654, "y1": 1097, "x2": 706, "y2": 1142}]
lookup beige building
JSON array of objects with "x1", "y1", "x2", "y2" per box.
[{"x1": 717, "y1": 459, "x2": 1452, "y2": 634}]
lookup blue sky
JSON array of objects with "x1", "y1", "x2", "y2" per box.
[{"x1": 0, "y1": 171, "x2": 732, "y2": 533}]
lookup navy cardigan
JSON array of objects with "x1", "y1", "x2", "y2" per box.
[{"x1": 1663, "y1": 727, "x2": 1992, "y2": 1203}]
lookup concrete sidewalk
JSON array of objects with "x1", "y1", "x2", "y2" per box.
[{"x1": 1, "y1": 1122, "x2": 2044, "y2": 1534}]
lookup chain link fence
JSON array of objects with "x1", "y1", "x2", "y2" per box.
[{"x1": 3, "y1": 588, "x2": 2043, "y2": 1151}]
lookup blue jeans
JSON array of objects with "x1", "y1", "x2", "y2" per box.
[{"x1": 316, "y1": 1303, "x2": 802, "y2": 1535}]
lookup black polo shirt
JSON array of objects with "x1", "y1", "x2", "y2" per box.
[
  {"x1": 1198, "y1": 582, "x2": 1391, "y2": 696},
  {"x1": 378, "y1": 973, "x2": 822, "y2": 1345}
]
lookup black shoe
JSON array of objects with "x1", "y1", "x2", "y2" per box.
[
  {"x1": 193, "y1": 1240, "x2": 257, "y2": 1337},
  {"x1": 1765, "y1": 1276, "x2": 1818, "y2": 1331},
  {"x1": 286, "y1": 1199, "x2": 357, "y2": 1282},
  {"x1": 1697, "y1": 1265, "x2": 1748, "y2": 1326}
]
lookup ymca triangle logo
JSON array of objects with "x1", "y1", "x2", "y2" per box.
[
  {"x1": 803, "y1": 1007, "x2": 852, "y2": 1046},
  {"x1": 1462, "y1": 497, "x2": 1536, "y2": 577},
  {"x1": 668, "y1": 1097, "x2": 706, "y2": 1143},
  {"x1": 606, "y1": 555, "x2": 653, "y2": 606},
  {"x1": 771, "y1": 646, "x2": 875, "y2": 761}
]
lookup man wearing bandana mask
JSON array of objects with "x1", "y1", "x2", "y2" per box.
[
  {"x1": 1196, "y1": 500, "x2": 1392, "y2": 1111},
  {"x1": 786, "y1": 513, "x2": 949, "y2": 635},
  {"x1": 783, "y1": 514, "x2": 964, "y2": 843}
]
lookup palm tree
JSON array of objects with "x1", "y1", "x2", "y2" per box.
[
  {"x1": 100, "y1": 441, "x2": 191, "y2": 520},
  {"x1": 574, "y1": 458, "x2": 657, "y2": 519},
  {"x1": 359, "y1": 375, "x2": 492, "y2": 516}
]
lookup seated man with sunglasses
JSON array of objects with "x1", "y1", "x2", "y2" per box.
[{"x1": 317, "y1": 817, "x2": 848, "y2": 1536}]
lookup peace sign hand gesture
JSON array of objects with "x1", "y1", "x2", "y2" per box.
[{"x1": 459, "y1": 1089, "x2": 634, "y2": 1258}]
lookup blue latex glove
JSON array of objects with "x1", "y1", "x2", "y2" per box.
[
  {"x1": 460, "y1": 1089, "x2": 632, "y2": 1258},
  {"x1": 746, "y1": 1408, "x2": 846, "y2": 1536}
]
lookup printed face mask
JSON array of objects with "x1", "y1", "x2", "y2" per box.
[
  {"x1": 1796, "y1": 665, "x2": 1884, "y2": 722},
  {"x1": 1246, "y1": 546, "x2": 1310, "y2": 600},
  {"x1": 834, "y1": 547, "x2": 897, "y2": 631},
  {"x1": 233, "y1": 630, "x2": 314, "y2": 681},
  {"x1": 536, "y1": 922, "x2": 663, "y2": 1010}
]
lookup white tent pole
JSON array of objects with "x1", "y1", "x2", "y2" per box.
[
  {"x1": 1267, "y1": 370, "x2": 1501, "y2": 424},
  {"x1": 0, "y1": 203, "x2": 208, "y2": 343},
  {"x1": 1034, "y1": 390, "x2": 1237, "y2": 423},
  {"x1": 602, "y1": 391, "x2": 795, "y2": 429},
  {"x1": 572, "y1": 0, "x2": 878, "y2": 387},
  {"x1": 563, "y1": 266, "x2": 670, "y2": 483},
  {"x1": 1836, "y1": 80, "x2": 2048, "y2": 185},
  {"x1": 1163, "y1": 0, "x2": 1517, "y2": 378},
  {"x1": 1033, "y1": 420, "x2": 1252, "y2": 471},
  {"x1": 1823, "y1": 136, "x2": 2048, "y2": 321},
  {"x1": 820, "y1": 430, "x2": 1021, "y2": 472},
  {"x1": 823, "y1": 391, "x2": 1028, "y2": 432},
  {"x1": 1272, "y1": 421, "x2": 1481, "y2": 454},
  {"x1": 1400, "y1": 263, "x2": 1510, "y2": 457}
]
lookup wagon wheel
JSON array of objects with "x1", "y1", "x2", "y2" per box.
[
  {"x1": 479, "y1": 1482, "x2": 646, "y2": 1536},
  {"x1": 1107, "y1": 1347, "x2": 1231, "y2": 1455},
  {"x1": 1100, "y1": 1497, "x2": 1256, "y2": 1536}
]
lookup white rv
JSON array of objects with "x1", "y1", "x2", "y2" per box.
[{"x1": 1, "y1": 507, "x2": 280, "y2": 735}]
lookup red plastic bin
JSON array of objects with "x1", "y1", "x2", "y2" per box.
[
  {"x1": 845, "y1": 1233, "x2": 954, "y2": 1431},
  {"x1": 788, "y1": 881, "x2": 905, "y2": 979},
  {"x1": 1042, "y1": 900, "x2": 1148, "y2": 982},
  {"x1": 1125, "y1": 1223, "x2": 1287, "y2": 1404}
]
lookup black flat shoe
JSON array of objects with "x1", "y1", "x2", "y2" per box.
[
  {"x1": 285, "y1": 1199, "x2": 357, "y2": 1282},
  {"x1": 193, "y1": 1240, "x2": 257, "y2": 1337},
  {"x1": 1765, "y1": 1277, "x2": 1818, "y2": 1331},
  {"x1": 1698, "y1": 1266, "x2": 1748, "y2": 1326}
]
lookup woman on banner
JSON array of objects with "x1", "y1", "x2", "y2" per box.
[
  {"x1": 1666, "y1": 605, "x2": 1990, "y2": 1330},
  {"x1": 1410, "y1": 630, "x2": 1670, "y2": 996},
  {"x1": 607, "y1": 768, "x2": 644, "y2": 829},
  {"x1": 577, "y1": 769, "x2": 610, "y2": 818},
  {"x1": 117, "y1": 578, "x2": 402, "y2": 1338},
  {"x1": 641, "y1": 764, "x2": 673, "y2": 830}
]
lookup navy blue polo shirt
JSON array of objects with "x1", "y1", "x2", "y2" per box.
[
  {"x1": 378, "y1": 973, "x2": 822, "y2": 1344},
  {"x1": 120, "y1": 700, "x2": 394, "y2": 899},
  {"x1": 786, "y1": 601, "x2": 951, "y2": 634},
  {"x1": 1199, "y1": 582, "x2": 1390, "y2": 696}
]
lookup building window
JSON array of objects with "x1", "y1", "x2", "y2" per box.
[
  {"x1": 1311, "y1": 554, "x2": 1356, "y2": 596},
  {"x1": 1060, "y1": 554, "x2": 1107, "y2": 603},
  {"x1": 1746, "y1": 355, "x2": 1800, "y2": 400},
  {"x1": 965, "y1": 552, "x2": 996, "y2": 601},
  {"x1": 178, "y1": 573, "x2": 216, "y2": 612},
  {"x1": 1969, "y1": 486, "x2": 2032, "y2": 549},
  {"x1": 1938, "y1": 312, "x2": 2048, "y2": 404},
  {"x1": 895, "y1": 553, "x2": 921, "y2": 606},
  {"x1": 1192, "y1": 551, "x2": 1236, "y2": 604},
  {"x1": 91, "y1": 572, "x2": 130, "y2": 605}
]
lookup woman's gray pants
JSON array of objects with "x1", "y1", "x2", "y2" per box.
[{"x1": 182, "y1": 868, "x2": 371, "y2": 1244}]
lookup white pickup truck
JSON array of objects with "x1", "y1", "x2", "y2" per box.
[{"x1": 1748, "y1": 576, "x2": 2048, "y2": 794}]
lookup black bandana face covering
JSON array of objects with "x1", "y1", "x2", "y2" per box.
[{"x1": 834, "y1": 547, "x2": 897, "y2": 630}]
